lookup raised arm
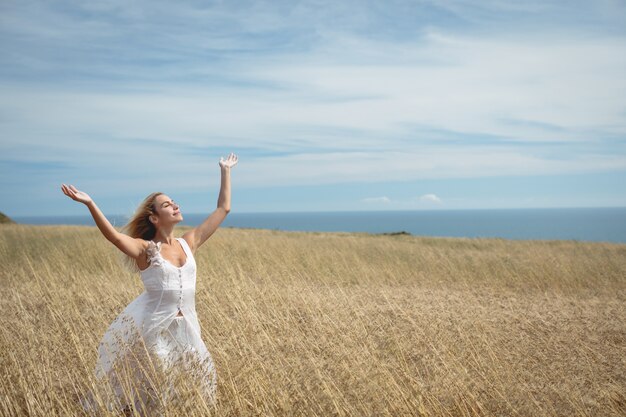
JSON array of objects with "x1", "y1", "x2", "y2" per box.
[
  {"x1": 183, "y1": 153, "x2": 238, "y2": 252},
  {"x1": 61, "y1": 184, "x2": 146, "y2": 258}
]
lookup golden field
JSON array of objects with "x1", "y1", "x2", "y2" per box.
[{"x1": 0, "y1": 223, "x2": 625, "y2": 416}]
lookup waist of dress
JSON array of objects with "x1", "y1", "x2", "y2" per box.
[
  {"x1": 143, "y1": 288, "x2": 196, "y2": 313},
  {"x1": 143, "y1": 284, "x2": 196, "y2": 293}
]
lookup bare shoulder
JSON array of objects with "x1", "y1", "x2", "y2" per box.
[
  {"x1": 136, "y1": 237, "x2": 150, "y2": 249},
  {"x1": 181, "y1": 231, "x2": 197, "y2": 254},
  {"x1": 111, "y1": 232, "x2": 151, "y2": 260},
  {"x1": 132, "y1": 238, "x2": 153, "y2": 270},
  {"x1": 131, "y1": 237, "x2": 151, "y2": 259}
]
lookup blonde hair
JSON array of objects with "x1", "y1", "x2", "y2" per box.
[{"x1": 118, "y1": 191, "x2": 163, "y2": 273}]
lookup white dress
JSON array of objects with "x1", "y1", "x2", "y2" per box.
[{"x1": 82, "y1": 237, "x2": 217, "y2": 414}]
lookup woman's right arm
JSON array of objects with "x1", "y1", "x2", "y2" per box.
[{"x1": 61, "y1": 184, "x2": 146, "y2": 258}]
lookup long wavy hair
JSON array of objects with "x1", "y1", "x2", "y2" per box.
[{"x1": 119, "y1": 191, "x2": 163, "y2": 272}]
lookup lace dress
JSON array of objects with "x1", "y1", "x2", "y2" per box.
[{"x1": 81, "y1": 237, "x2": 217, "y2": 415}]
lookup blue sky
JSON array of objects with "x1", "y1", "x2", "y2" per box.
[{"x1": 1, "y1": 0, "x2": 625, "y2": 217}]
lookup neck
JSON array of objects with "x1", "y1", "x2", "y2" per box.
[{"x1": 154, "y1": 225, "x2": 176, "y2": 245}]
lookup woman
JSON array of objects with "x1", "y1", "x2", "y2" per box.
[{"x1": 62, "y1": 152, "x2": 238, "y2": 415}]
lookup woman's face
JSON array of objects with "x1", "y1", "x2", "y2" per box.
[{"x1": 153, "y1": 194, "x2": 183, "y2": 224}]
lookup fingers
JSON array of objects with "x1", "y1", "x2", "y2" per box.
[
  {"x1": 61, "y1": 183, "x2": 77, "y2": 200},
  {"x1": 219, "y1": 153, "x2": 238, "y2": 166}
]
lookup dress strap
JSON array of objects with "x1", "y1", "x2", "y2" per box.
[{"x1": 177, "y1": 237, "x2": 193, "y2": 259}]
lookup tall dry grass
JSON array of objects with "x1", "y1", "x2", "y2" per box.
[{"x1": 0, "y1": 223, "x2": 624, "y2": 416}]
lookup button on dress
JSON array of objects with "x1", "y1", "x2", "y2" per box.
[{"x1": 82, "y1": 237, "x2": 217, "y2": 415}]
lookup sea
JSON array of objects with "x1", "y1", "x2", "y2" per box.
[{"x1": 11, "y1": 207, "x2": 626, "y2": 244}]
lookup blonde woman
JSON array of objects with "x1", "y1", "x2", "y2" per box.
[{"x1": 62, "y1": 153, "x2": 238, "y2": 415}]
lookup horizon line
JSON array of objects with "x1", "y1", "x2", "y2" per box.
[{"x1": 9, "y1": 205, "x2": 626, "y2": 219}]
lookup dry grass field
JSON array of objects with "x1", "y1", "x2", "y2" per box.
[{"x1": 0, "y1": 223, "x2": 625, "y2": 416}]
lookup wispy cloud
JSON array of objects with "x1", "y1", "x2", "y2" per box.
[{"x1": 1, "y1": 1, "x2": 625, "y2": 214}]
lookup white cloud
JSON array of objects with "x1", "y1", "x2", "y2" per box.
[{"x1": 419, "y1": 194, "x2": 443, "y2": 204}]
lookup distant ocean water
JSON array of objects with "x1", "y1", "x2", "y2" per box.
[{"x1": 11, "y1": 207, "x2": 626, "y2": 243}]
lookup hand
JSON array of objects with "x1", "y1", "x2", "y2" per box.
[
  {"x1": 61, "y1": 184, "x2": 93, "y2": 205},
  {"x1": 219, "y1": 152, "x2": 238, "y2": 169}
]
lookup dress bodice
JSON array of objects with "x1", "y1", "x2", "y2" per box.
[
  {"x1": 138, "y1": 237, "x2": 199, "y2": 326},
  {"x1": 141, "y1": 238, "x2": 197, "y2": 292}
]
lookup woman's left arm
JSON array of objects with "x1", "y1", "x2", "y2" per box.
[{"x1": 183, "y1": 153, "x2": 238, "y2": 252}]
